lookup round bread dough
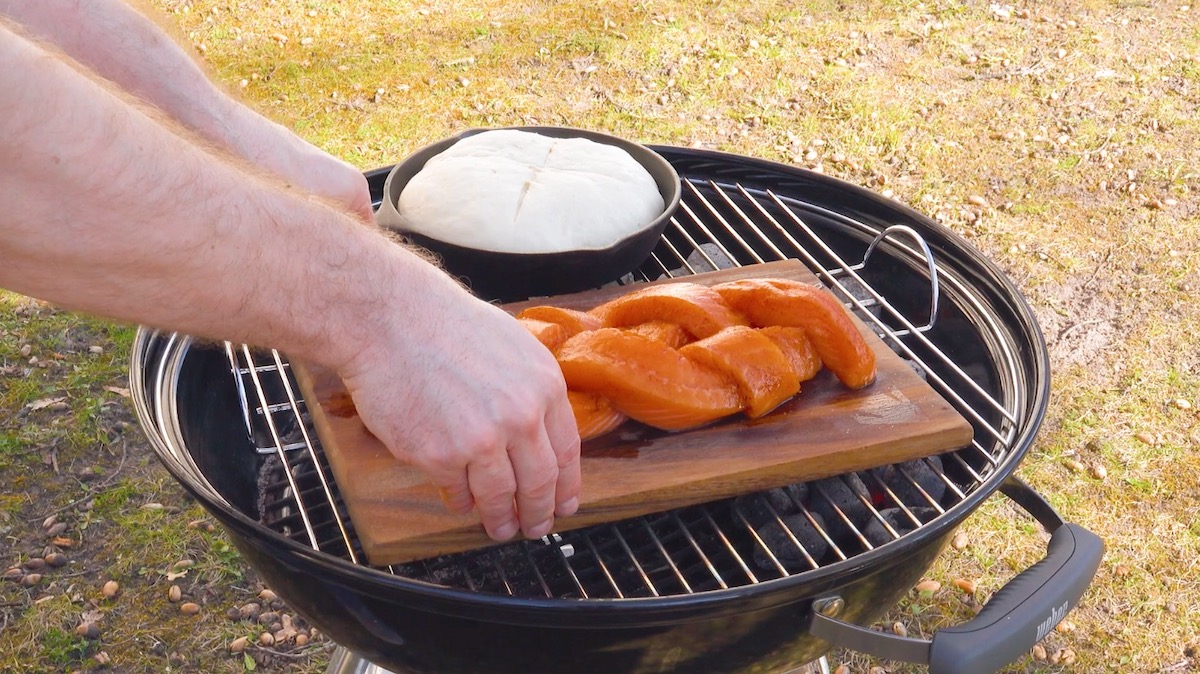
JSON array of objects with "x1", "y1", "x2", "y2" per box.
[{"x1": 396, "y1": 130, "x2": 665, "y2": 253}]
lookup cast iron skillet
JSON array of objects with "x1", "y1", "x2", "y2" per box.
[{"x1": 375, "y1": 126, "x2": 682, "y2": 302}]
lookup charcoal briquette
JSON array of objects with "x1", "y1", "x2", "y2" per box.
[
  {"x1": 732, "y1": 483, "x2": 806, "y2": 526},
  {"x1": 862, "y1": 507, "x2": 940, "y2": 547},
  {"x1": 885, "y1": 456, "x2": 947, "y2": 508},
  {"x1": 732, "y1": 494, "x2": 771, "y2": 527},
  {"x1": 808, "y1": 473, "x2": 873, "y2": 541},
  {"x1": 783, "y1": 482, "x2": 809, "y2": 505},
  {"x1": 752, "y1": 512, "x2": 829, "y2": 572}
]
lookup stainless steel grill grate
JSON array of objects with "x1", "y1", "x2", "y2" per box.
[{"x1": 226, "y1": 174, "x2": 1022, "y2": 599}]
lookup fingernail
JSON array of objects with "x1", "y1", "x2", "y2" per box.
[
  {"x1": 527, "y1": 519, "x2": 553, "y2": 540},
  {"x1": 493, "y1": 520, "x2": 519, "y2": 541},
  {"x1": 556, "y1": 497, "x2": 579, "y2": 517}
]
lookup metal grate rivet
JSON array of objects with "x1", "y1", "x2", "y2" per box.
[{"x1": 814, "y1": 596, "x2": 844, "y2": 618}]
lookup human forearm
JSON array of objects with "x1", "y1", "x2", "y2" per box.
[
  {"x1": 0, "y1": 21, "x2": 410, "y2": 370},
  {"x1": 0, "y1": 0, "x2": 373, "y2": 219},
  {"x1": 1, "y1": 1, "x2": 246, "y2": 154}
]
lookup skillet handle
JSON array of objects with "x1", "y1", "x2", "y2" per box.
[{"x1": 807, "y1": 476, "x2": 1104, "y2": 674}]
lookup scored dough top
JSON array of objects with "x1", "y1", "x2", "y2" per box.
[{"x1": 396, "y1": 130, "x2": 665, "y2": 253}]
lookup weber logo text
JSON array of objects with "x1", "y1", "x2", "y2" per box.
[{"x1": 1035, "y1": 601, "x2": 1070, "y2": 642}]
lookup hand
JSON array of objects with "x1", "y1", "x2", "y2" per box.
[
  {"x1": 235, "y1": 114, "x2": 374, "y2": 223},
  {"x1": 337, "y1": 277, "x2": 582, "y2": 542},
  {"x1": 280, "y1": 137, "x2": 374, "y2": 223}
]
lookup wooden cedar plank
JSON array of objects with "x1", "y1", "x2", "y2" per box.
[{"x1": 292, "y1": 260, "x2": 974, "y2": 565}]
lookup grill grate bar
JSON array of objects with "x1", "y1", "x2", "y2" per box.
[
  {"x1": 668, "y1": 216, "x2": 726, "y2": 273},
  {"x1": 945, "y1": 449, "x2": 988, "y2": 487},
  {"x1": 227, "y1": 344, "x2": 360, "y2": 563},
  {"x1": 798, "y1": 499, "x2": 848, "y2": 563},
  {"x1": 554, "y1": 541, "x2": 589, "y2": 599},
  {"x1": 493, "y1": 556, "x2": 515, "y2": 596},
  {"x1": 235, "y1": 345, "x2": 320, "y2": 552},
  {"x1": 660, "y1": 227, "x2": 704, "y2": 276},
  {"x1": 703, "y1": 508, "x2": 759, "y2": 585},
  {"x1": 234, "y1": 363, "x2": 290, "y2": 375},
  {"x1": 613, "y1": 525, "x2": 660, "y2": 597},
  {"x1": 456, "y1": 559, "x2": 478, "y2": 592},
  {"x1": 583, "y1": 532, "x2": 627, "y2": 599},
  {"x1": 522, "y1": 544, "x2": 555, "y2": 598},
  {"x1": 671, "y1": 220, "x2": 725, "y2": 272},
  {"x1": 641, "y1": 518, "x2": 693, "y2": 594},
  {"x1": 676, "y1": 198, "x2": 751, "y2": 268},
  {"x1": 810, "y1": 480, "x2": 873, "y2": 553},
  {"x1": 709, "y1": 180, "x2": 793, "y2": 262},
  {"x1": 255, "y1": 402, "x2": 295, "y2": 415},
  {"x1": 683, "y1": 180, "x2": 768, "y2": 265},
  {"x1": 672, "y1": 512, "x2": 728, "y2": 590}
]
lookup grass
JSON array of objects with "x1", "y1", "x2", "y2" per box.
[{"x1": 2, "y1": 0, "x2": 1198, "y2": 672}]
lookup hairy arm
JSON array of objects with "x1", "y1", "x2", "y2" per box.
[
  {"x1": 0, "y1": 0, "x2": 372, "y2": 220},
  {"x1": 0, "y1": 22, "x2": 580, "y2": 542}
]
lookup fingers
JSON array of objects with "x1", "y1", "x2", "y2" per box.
[
  {"x1": 544, "y1": 399, "x2": 582, "y2": 518},
  {"x1": 466, "y1": 450, "x2": 520, "y2": 542},
  {"x1": 459, "y1": 391, "x2": 580, "y2": 543},
  {"x1": 507, "y1": 427, "x2": 560, "y2": 540},
  {"x1": 437, "y1": 481, "x2": 474, "y2": 515}
]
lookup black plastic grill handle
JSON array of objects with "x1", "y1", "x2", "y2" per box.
[{"x1": 808, "y1": 476, "x2": 1104, "y2": 674}]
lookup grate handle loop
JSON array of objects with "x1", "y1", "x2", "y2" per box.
[{"x1": 849, "y1": 224, "x2": 940, "y2": 335}]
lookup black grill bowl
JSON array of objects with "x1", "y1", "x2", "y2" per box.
[{"x1": 131, "y1": 149, "x2": 1100, "y2": 674}]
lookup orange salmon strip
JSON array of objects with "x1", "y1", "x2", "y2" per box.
[
  {"x1": 624, "y1": 320, "x2": 694, "y2": 348},
  {"x1": 590, "y1": 282, "x2": 748, "y2": 339},
  {"x1": 759, "y1": 326, "x2": 823, "y2": 382},
  {"x1": 714, "y1": 279, "x2": 876, "y2": 389},
  {"x1": 516, "y1": 305, "x2": 604, "y2": 336},
  {"x1": 568, "y1": 391, "x2": 628, "y2": 441},
  {"x1": 679, "y1": 326, "x2": 801, "y2": 418},
  {"x1": 556, "y1": 328, "x2": 741, "y2": 431},
  {"x1": 518, "y1": 317, "x2": 571, "y2": 352}
]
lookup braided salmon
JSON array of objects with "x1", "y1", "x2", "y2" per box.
[{"x1": 516, "y1": 279, "x2": 876, "y2": 440}]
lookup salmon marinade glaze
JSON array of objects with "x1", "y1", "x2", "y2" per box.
[{"x1": 514, "y1": 278, "x2": 878, "y2": 440}]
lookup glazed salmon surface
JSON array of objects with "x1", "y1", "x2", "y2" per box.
[
  {"x1": 568, "y1": 391, "x2": 628, "y2": 440},
  {"x1": 759, "y1": 326, "x2": 823, "y2": 382},
  {"x1": 714, "y1": 279, "x2": 876, "y2": 389},
  {"x1": 517, "y1": 317, "x2": 571, "y2": 352},
  {"x1": 516, "y1": 305, "x2": 604, "y2": 336},
  {"x1": 625, "y1": 320, "x2": 694, "y2": 348},
  {"x1": 589, "y1": 282, "x2": 748, "y2": 339},
  {"x1": 557, "y1": 328, "x2": 742, "y2": 431},
  {"x1": 678, "y1": 326, "x2": 800, "y2": 418}
]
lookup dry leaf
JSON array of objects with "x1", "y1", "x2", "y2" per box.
[
  {"x1": 28, "y1": 397, "x2": 67, "y2": 411},
  {"x1": 103, "y1": 386, "x2": 131, "y2": 398}
]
